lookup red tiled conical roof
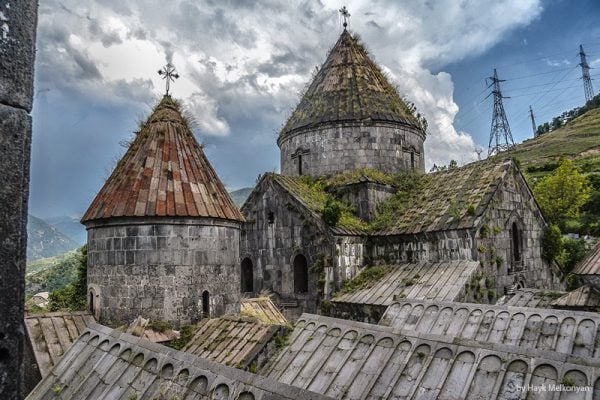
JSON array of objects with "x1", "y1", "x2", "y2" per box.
[
  {"x1": 82, "y1": 96, "x2": 244, "y2": 223},
  {"x1": 279, "y1": 30, "x2": 420, "y2": 137}
]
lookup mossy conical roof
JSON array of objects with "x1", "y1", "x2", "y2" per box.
[
  {"x1": 280, "y1": 30, "x2": 420, "y2": 138},
  {"x1": 82, "y1": 96, "x2": 244, "y2": 223}
]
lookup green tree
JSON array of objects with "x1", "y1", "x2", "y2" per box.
[
  {"x1": 48, "y1": 245, "x2": 88, "y2": 311},
  {"x1": 534, "y1": 158, "x2": 592, "y2": 228}
]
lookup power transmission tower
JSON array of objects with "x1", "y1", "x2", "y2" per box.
[
  {"x1": 529, "y1": 105, "x2": 537, "y2": 138},
  {"x1": 579, "y1": 44, "x2": 594, "y2": 102},
  {"x1": 487, "y1": 69, "x2": 514, "y2": 156}
]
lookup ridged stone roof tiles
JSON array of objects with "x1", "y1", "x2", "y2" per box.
[
  {"x1": 279, "y1": 30, "x2": 420, "y2": 138},
  {"x1": 265, "y1": 313, "x2": 600, "y2": 399},
  {"x1": 82, "y1": 96, "x2": 243, "y2": 224},
  {"x1": 240, "y1": 297, "x2": 289, "y2": 326},
  {"x1": 26, "y1": 323, "x2": 333, "y2": 400},
  {"x1": 574, "y1": 241, "x2": 600, "y2": 276},
  {"x1": 24, "y1": 311, "x2": 95, "y2": 378},
  {"x1": 333, "y1": 261, "x2": 479, "y2": 306}
]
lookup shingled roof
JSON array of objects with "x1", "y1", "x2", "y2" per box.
[
  {"x1": 573, "y1": 241, "x2": 600, "y2": 276},
  {"x1": 82, "y1": 96, "x2": 243, "y2": 224},
  {"x1": 279, "y1": 30, "x2": 420, "y2": 138}
]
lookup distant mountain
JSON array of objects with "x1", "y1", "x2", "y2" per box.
[
  {"x1": 27, "y1": 215, "x2": 80, "y2": 261},
  {"x1": 229, "y1": 187, "x2": 253, "y2": 207},
  {"x1": 45, "y1": 215, "x2": 87, "y2": 245}
]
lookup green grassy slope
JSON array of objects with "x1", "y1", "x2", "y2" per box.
[{"x1": 512, "y1": 107, "x2": 600, "y2": 180}]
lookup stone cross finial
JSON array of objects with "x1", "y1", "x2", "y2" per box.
[
  {"x1": 339, "y1": 6, "x2": 350, "y2": 29},
  {"x1": 158, "y1": 63, "x2": 179, "y2": 95}
]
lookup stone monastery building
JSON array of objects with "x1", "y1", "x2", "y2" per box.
[
  {"x1": 81, "y1": 27, "x2": 562, "y2": 327},
  {"x1": 26, "y1": 23, "x2": 600, "y2": 400}
]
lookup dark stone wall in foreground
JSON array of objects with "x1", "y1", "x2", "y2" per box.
[{"x1": 0, "y1": 0, "x2": 37, "y2": 398}]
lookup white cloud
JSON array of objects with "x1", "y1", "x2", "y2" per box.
[{"x1": 37, "y1": 0, "x2": 543, "y2": 166}]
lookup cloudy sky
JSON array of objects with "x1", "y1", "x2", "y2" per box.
[{"x1": 30, "y1": 0, "x2": 600, "y2": 218}]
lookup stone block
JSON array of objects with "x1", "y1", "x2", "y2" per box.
[{"x1": 0, "y1": 0, "x2": 37, "y2": 111}]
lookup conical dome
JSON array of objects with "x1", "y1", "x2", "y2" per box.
[
  {"x1": 280, "y1": 30, "x2": 420, "y2": 138},
  {"x1": 82, "y1": 96, "x2": 243, "y2": 223}
]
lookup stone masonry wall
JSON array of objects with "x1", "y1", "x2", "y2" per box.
[
  {"x1": 279, "y1": 121, "x2": 425, "y2": 177},
  {"x1": 334, "y1": 181, "x2": 395, "y2": 222},
  {"x1": 474, "y1": 167, "x2": 562, "y2": 293},
  {"x1": 0, "y1": 1, "x2": 37, "y2": 398},
  {"x1": 86, "y1": 218, "x2": 240, "y2": 327},
  {"x1": 241, "y1": 180, "x2": 331, "y2": 321}
]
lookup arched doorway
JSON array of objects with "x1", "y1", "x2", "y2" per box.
[
  {"x1": 202, "y1": 290, "x2": 210, "y2": 317},
  {"x1": 293, "y1": 254, "x2": 308, "y2": 294},
  {"x1": 241, "y1": 258, "x2": 254, "y2": 293}
]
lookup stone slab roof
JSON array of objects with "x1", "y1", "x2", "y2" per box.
[
  {"x1": 380, "y1": 299, "x2": 600, "y2": 359},
  {"x1": 265, "y1": 313, "x2": 600, "y2": 399},
  {"x1": 26, "y1": 322, "x2": 332, "y2": 400},
  {"x1": 497, "y1": 288, "x2": 566, "y2": 308},
  {"x1": 125, "y1": 315, "x2": 180, "y2": 343},
  {"x1": 270, "y1": 173, "x2": 368, "y2": 235},
  {"x1": 24, "y1": 311, "x2": 95, "y2": 378},
  {"x1": 574, "y1": 241, "x2": 600, "y2": 275},
  {"x1": 182, "y1": 316, "x2": 280, "y2": 368},
  {"x1": 279, "y1": 30, "x2": 419, "y2": 138},
  {"x1": 373, "y1": 158, "x2": 516, "y2": 235},
  {"x1": 333, "y1": 261, "x2": 479, "y2": 306},
  {"x1": 240, "y1": 297, "x2": 289, "y2": 326},
  {"x1": 82, "y1": 96, "x2": 243, "y2": 224},
  {"x1": 551, "y1": 285, "x2": 600, "y2": 309}
]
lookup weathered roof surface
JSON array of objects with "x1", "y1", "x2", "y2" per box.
[
  {"x1": 82, "y1": 96, "x2": 243, "y2": 224},
  {"x1": 27, "y1": 322, "x2": 332, "y2": 400},
  {"x1": 266, "y1": 313, "x2": 600, "y2": 399},
  {"x1": 381, "y1": 299, "x2": 600, "y2": 358},
  {"x1": 333, "y1": 261, "x2": 479, "y2": 306},
  {"x1": 125, "y1": 315, "x2": 180, "y2": 343},
  {"x1": 497, "y1": 288, "x2": 566, "y2": 308},
  {"x1": 551, "y1": 285, "x2": 600, "y2": 309},
  {"x1": 270, "y1": 173, "x2": 369, "y2": 235},
  {"x1": 182, "y1": 316, "x2": 280, "y2": 368},
  {"x1": 280, "y1": 30, "x2": 419, "y2": 138},
  {"x1": 240, "y1": 297, "x2": 289, "y2": 326},
  {"x1": 574, "y1": 241, "x2": 600, "y2": 275},
  {"x1": 24, "y1": 311, "x2": 95, "y2": 378},
  {"x1": 374, "y1": 158, "x2": 514, "y2": 235}
]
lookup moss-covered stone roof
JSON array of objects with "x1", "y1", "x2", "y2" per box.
[
  {"x1": 279, "y1": 30, "x2": 420, "y2": 138},
  {"x1": 372, "y1": 158, "x2": 514, "y2": 235},
  {"x1": 266, "y1": 158, "x2": 515, "y2": 236}
]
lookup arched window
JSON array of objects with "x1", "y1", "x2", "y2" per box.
[
  {"x1": 202, "y1": 290, "x2": 210, "y2": 316},
  {"x1": 89, "y1": 291, "x2": 94, "y2": 315},
  {"x1": 511, "y1": 222, "x2": 522, "y2": 262},
  {"x1": 241, "y1": 258, "x2": 254, "y2": 293},
  {"x1": 293, "y1": 254, "x2": 308, "y2": 294}
]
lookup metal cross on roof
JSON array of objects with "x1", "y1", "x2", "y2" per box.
[
  {"x1": 158, "y1": 63, "x2": 179, "y2": 95},
  {"x1": 339, "y1": 6, "x2": 350, "y2": 29}
]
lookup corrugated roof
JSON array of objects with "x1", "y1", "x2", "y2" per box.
[
  {"x1": 381, "y1": 299, "x2": 600, "y2": 358},
  {"x1": 496, "y1": 288, "x2": 565, "y2": 308},
  {"x1": 82, "y1": 95, "x2": 243, "y2": 224},
  {"x1": 240, "y1": 297, "x2": 289, "y2": 326},
  {"x1": 279, "y1": 30, "x2": 420, "y2": 138},
  {"x1": 265, "y1": 313, "x2": 600, "y2": 399},
  {"x1": 551, "y1": 285, "x2": 600, "y2": 308},
  {"x1": 26, "y1": 322, "x2": 333, "y2": 400},
  {"x1": 182, "y1": 316, "x2": 280, "y2": 368},
  {"x1": 333, "y1": 261, "x2": 479, "y2": 306},
  {"x1": 573, "y1": 241, "x2": 600, "y2": 275},
  {"x1": 24, "y1": 311, "x2": 95, "y2": 378},
  {"x1": 373, "y1": 158, "x2": 513, "y2": 235}
]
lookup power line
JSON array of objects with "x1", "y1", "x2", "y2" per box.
[{"x1": 579, "y1": 44, "x2": 595, "y2": 102}]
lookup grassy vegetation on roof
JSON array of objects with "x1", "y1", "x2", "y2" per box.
[{"x1": 335, "y1": 264, "x2": 393, "y2": 296}]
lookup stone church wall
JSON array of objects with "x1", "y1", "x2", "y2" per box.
[
  {"x1": 474, "y1": 168, "x2": 562, "y2": 293},
  {"x1": 279, "y1": 121, "x2": 425, "y2": 177},
  {"x1": 86, "y1": 217, "x2": 240, "y2": 327},
  {"x1": 333, "y1": 181, "x2": 396, "y2": 222},
  {"x1": 241, "y1": 181, "x2": 331, "y2": 321}
]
